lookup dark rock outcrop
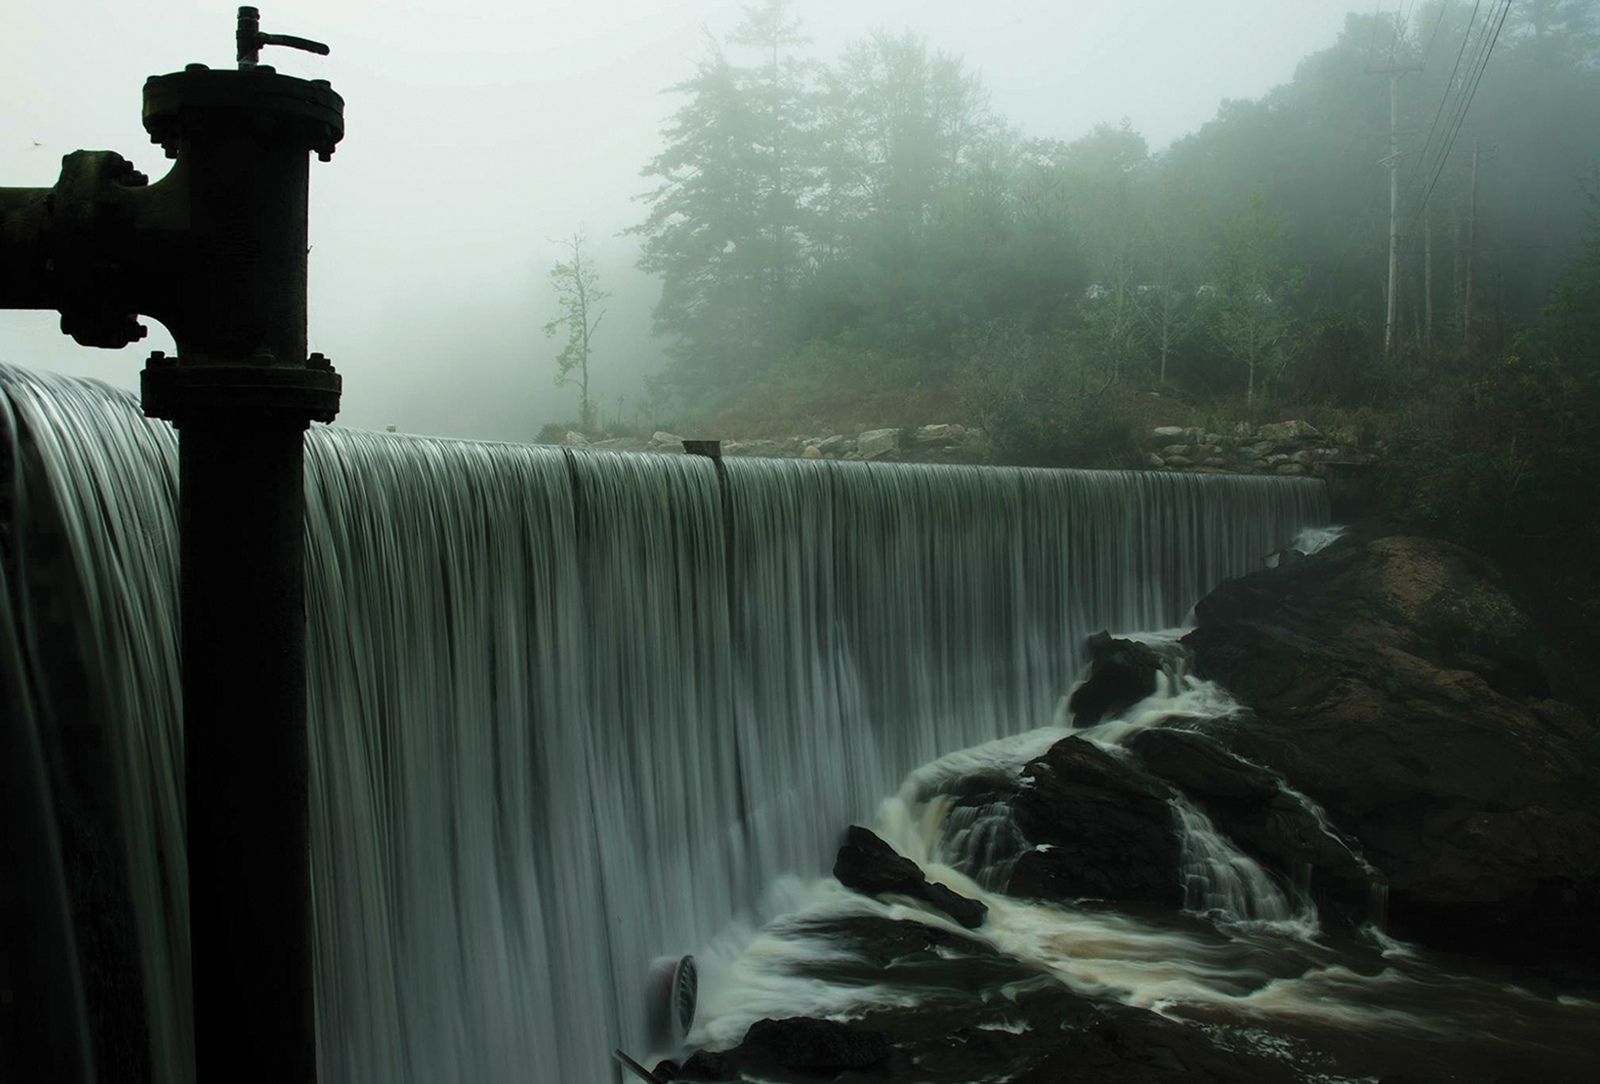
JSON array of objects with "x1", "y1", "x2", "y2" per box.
[
  {"x1": 741, "y1": 1018, "x2": 891, "y2": 1070},
  {"x1": 1006, "y1": 737, "x2": 1182, "y2": 907},
  {"x1": 680, "y1": 1017, "x2": 890, "y2": 1078},
  {"x1": 833, "y1": 826, "x2": 988, "y2": 929},
  {"x1": 1068, "y1": 632, "x2": 1162, "y2": 726},
  {"x1": 1184, "y1": 535, "x2": 1600, "y2": 961},
  {"x1": 1129, "y1": 727, "x2": 1372, "y2": 912}
]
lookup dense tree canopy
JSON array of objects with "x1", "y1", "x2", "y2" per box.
[{"x1": 628, "y1": 0, "x2": 1600, "y2": 412}]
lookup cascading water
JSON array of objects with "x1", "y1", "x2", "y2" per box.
[
  {"x1": 0, "y1": 369, "x2": 188, "y2": 1084},
  {"x1": 1172, "y1": 799, "x2": 1300, "y2": 925},
  {"x1": 2, "y1": 366, "x2": 1335, "y2": 1082}
]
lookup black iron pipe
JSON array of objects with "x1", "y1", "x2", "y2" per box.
[
  {"x1": 0, "y1": 12, "x2": 343, "y2": 1077},
  {"x1": 179, "y1": 417, "x2": 314, "y2": 1080}
]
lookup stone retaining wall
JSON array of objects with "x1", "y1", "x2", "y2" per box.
[
  {"x1": 553, "y1": 419, "x2": 1380, "y2": 476},
  {"x1": 558, "y1": 424, "x2": 991, "y2": 464},
  {"x1": 1142, "y1": 420, "x2": 1379, "y2": 477}
]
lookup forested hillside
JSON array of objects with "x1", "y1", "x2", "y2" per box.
[
  {"x1": 602, "y1": 0, "x2": 1600, "y2": 664},
  {"x1": 616, "y1": 1, "x2": 1596, "y2": 457}
]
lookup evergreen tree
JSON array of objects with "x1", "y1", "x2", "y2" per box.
[
  {"x1": 632, "y1": 1, "x2": 817, "y2": 397},
  {"x1": 820, "y1": 31, "x2": 993, "y2": 240}
]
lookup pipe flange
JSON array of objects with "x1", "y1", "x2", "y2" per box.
[
  {"x1": 143, "y1": 66, "x2": 344, "y2": 161},
  {"x1": 141, "y1": 356, "x2": 341, "y2": 424}
]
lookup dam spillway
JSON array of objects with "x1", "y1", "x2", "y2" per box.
[{"x1": 0, "y1": 366, "x2": 1328, "y2": 1083}]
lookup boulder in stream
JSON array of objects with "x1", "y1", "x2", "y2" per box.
[
  {"x1": 1184, "y1": 535, "x2": 1600, "y2": 962},
  {"x1": 1068, "y1": 631, "x2": 1162, "y2": 726},
  {"x1": 1129, "y1": 727, "x2": 1372, "y2": 911},
  {"x1": 833, "y1": 826, "x2": 988, "y2": 929},
  {"x1": 1006, "y1": 736, "x2": 1182, "y2": 907}
]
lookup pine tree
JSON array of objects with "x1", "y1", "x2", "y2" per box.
[{"x1": 632, "y1": 1, "x2": 817, "y2": 396}]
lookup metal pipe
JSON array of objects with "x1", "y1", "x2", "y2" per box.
[
  {"x1": 180, "y1": 417, "x2": 315, "y2": 1081},
  {"x1": 0, "y1": 9, "x2": 342, "y2": 1078}
]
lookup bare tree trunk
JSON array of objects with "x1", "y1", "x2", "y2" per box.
[
  {"x1": 1424, "y1": 210, "x2": 1434, "y2": 353},
  {"x1": 1464, "y1": 138, "x2": 1479, "y2": 361},
  {"x1": 575, "y1": 237, "x2": 592, "y2": 430}
]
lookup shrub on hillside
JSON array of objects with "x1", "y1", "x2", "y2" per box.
[
  {"x1": 958, "y1": 320, "x2": 1142, "y2": 469},
  {"x1": 535, "y1": 420, "x2": 582, "y2": 444}
]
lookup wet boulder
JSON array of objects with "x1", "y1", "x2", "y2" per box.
[
  {"x1": 1130, "y1": 728, "x2": 1372, "y2": 911},
  {"x1": 834, "y1": 826, "x2": 988, "y2": 929},
  {"x1": 1069, "y1": 632, "x2": 1162, "y2": 727},
  {"x1": 1130, "y1": 727, "x2": 1281, "y2": 804},
  {"x1": 1185, "y1": 535, "x2": 1600, "y2": 962},
  {"x1": 742, "y1": 1018, "x2": 891, "y2": 1071},
  {"x1": 677, "y1": 1017, "x2": 890, "y2": 1079},
  {"x1": 1007, "y1": 737, "x2": 1182, "y2": 907}
]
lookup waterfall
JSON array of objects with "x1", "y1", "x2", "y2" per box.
[
  {"x1": 0, "y1": 366, "x2": 1329, "y2": 1083},
  {"x1": 1172, "y1": 799, "x2": 1301, "y2": 925},
  {"x1": 0, "y1": 369, "x2": 188, "y2": 1084}
]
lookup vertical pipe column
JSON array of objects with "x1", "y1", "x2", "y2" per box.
[{"x1": 179, "y1": 417, "x2": 313, "y2": 1081}]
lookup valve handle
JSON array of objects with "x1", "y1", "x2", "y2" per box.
[{"x1": 236, "y1": 6, "x2": 330, "y2": 69}]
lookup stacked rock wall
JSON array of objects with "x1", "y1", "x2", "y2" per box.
[{"x1": 1143, "y1": 419, "x2": 1379, "y2": 477}]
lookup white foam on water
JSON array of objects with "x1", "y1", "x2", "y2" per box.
[
  {"x1": 1293, "y1": 524, "x2": 1349, "y2": 555},
  {"x1": 974, "y1": 1019, "x2": 1030, "y2": 1034},
  {"x1": 1075, "y1": 671, "x2": 1246, "y2": 747},
  {"x1": 1173, "y1": 798, "x2": 1312, "y2": 931},
  {"x1": 898, "y1": 726, "x2": 1073, "y2": 802},
  {"x1": 692, "y1": 733, "x2": 1465, "y2": 1053},
  {"x1": 1360, "y1": 925, "x2": 1418, "y2": 959}
]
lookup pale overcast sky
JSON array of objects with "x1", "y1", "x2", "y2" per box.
[{"x1": 1, "y1": 0, "x2": 1357, "y2": 440}]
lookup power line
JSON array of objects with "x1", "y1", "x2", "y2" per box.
[
  {"x1": 1420, "y1": 2, "x2": 1496, "y2": 199},
  {"x1": 1404, "y1": 0, "x2": 1498, "y2": 225},
  {"x1": 1402, "y1": 1, "x2": 1482, "y2": 211},
  {"x1": 1420, "y1": 0, "x2": 1450, "y2": 59},
  {"x1": 1411, "y1": 0, "x2": 1510, "y2": 223}
]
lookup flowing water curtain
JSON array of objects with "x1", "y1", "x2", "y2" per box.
[
  {"x1": 305, "y1": 431, "x2": 606, "y2": 1083},
  {"x1": 0, "y1": 367, "x2": 188, "y2": 1084},
  {"x1": 835, "y1": 464, "x2": 1038, "y2": 763},
  {"x1": 565, "y1": 449, "x2": 743, "y2": 1060},
  {"x1": 722, "y1": 457, "x2": 886, "y2": 901},
  {"x1": 305, "y1": 439, "x2": 748, "y2": 1083},
  {"x1": 1, "y1": 364, "x2": 1331, "y2": 1084}
]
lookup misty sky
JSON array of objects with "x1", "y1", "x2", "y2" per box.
[{"x1": 2, "y1": 0, "x2": 1356, "y2": 440}]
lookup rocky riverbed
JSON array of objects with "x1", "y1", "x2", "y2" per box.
[{"x1": 650, "y1": 534, "x2": 1600, "y2": 1084}]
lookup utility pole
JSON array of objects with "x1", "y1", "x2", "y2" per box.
[
  {"x1": 1463, "y1": 136, "x2": 1479, "y2": 360},
  {"x1": 1424, "y1": 209, "x2": 1434, "y2": 351},
  {"x1": 1369, "y1": 62, "x2": 1426, "y2": 356}
]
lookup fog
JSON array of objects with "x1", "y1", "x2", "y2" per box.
[{"x1": 1, "y1": 0, "x2": 1353, "y2": 440}]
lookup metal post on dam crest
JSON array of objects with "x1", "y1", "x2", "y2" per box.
[{"x1": 0, "y1": 8, "x2": 343, "y2": 1079}]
